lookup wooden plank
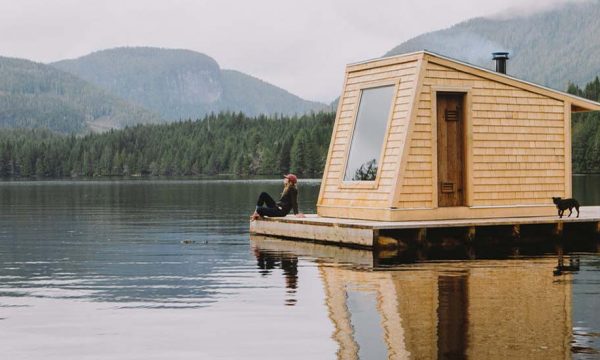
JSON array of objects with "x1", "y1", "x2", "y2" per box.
[
  {"x1": 347, "y1": 72, "x2": 402, "y2": 86},
  {"x1": 406, "y1": 162, "x2": 432, "y2": 171},
  {"x1": 472, "y1": 95, "x2": 562, "y2": 106},
  {"x1": 263, "y1": 206, "x2": 600, "y2": 231},
  {"x1": 397, "y1": 185, "x2": 431, "y2": 194},
  {"x1": 472, "y1": 125, "x2": 564, "y2": 134},
  {"x1": 333, "y1": 133, "x2": 351, "y2": 144},
  {"x1": 347, "y1": 63, "x2": 418, "y2": 79},
  {"x1": 395, "y1": 201, "x2": 431, "y2": 208},
  {"x1": 472, "y1": 155, "x2": 563, "y2": 163},
  {"x1": 324, "y1": 192, "x2": 390, "y2": 201},
  {"x1": 319, "y1": 198, "x2": 390, "y2": 208},
  {"x1": 473, "y1": 176, "x2": 564, "y2": 185},
  {"x1": 250, "y1": 218, "x2": 374, "y2": 247},
  {"x1": 402, "y1": 170, "x2": 433, "y2": 178},
  {"x1": 473, "y1": 132, "x2": 563, "y2": 141},
  {"x1": 473, "y1": 149, "x2": 564, "y2": 157},
  {"x1": 392, "y1": 103, "x2": 412, "y2": 112},
  {"x1": 472, "y1": 183, "x2": 564, "y2": 192},
  {"x1": 347, "y1": 53, "x2": 422, "y2": 73},
  {"x1": 472, "y1": 118, "x2": 564, "y2": 126},
  {"x1": 347, "y1": 69, "x2": 416, "y2": 86}
]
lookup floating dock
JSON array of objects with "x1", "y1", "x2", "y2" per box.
[{"x1": 250, "y1": 206, "x2": 600, "y2": 249}]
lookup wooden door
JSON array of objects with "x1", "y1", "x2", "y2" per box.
[{"x1": 437, "y1": 93, "x2": 465, "y2": 207}]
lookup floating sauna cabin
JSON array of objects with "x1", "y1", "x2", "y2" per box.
[{"x1": 317, "y1": 51, "x2": 600, "y2": 221}]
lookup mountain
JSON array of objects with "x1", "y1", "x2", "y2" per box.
[
  {"x1": 220, "y1": 69, "x2": 331, "y2": 116},
  {"x1": 386, "y1": 1, "x2": 600, "y2": 92},
  {"x1": 52, "y1": 47, "x2": 327, "y2": 120},
  {"x1": 0, "y1": 56, "x2": 160, "y2": 134}
]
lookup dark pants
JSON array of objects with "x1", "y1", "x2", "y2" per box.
[{"x1": 256, "y1": 192, "x2": 287, "y2": 217}]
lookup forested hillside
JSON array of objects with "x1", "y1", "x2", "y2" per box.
[
  {"x1": 0, "y1": 56, "x2": 160, "y2": 133},
  {"x1": 52, "y1": 47, "x2": 327, "y2": 120},
  {"x1": 387, "y1": 1, "x2": 600, "y2": 91},
  {"x1": 569, "y1": 77, "x2": 600, "y2": 173},
  {"x1": 2, "y1": 71, "x2": 600, "y2": 179},
  {"x1": 0, "y1": 112, "x2": 334, "y2": 178}
]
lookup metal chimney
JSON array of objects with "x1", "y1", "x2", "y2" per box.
[{"x1": 492, "y1": 52, "x2": 509, "y2": 74}]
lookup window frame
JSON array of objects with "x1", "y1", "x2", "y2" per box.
[{"x1": 339, "y1": 79, "x2": 400, "y2": 190}]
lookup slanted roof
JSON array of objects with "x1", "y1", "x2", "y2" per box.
[{"x1": 348, "y1": 50, "x2": 600, "y2": 113}]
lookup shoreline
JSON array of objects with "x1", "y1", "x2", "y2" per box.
[{"x1": 0, "y1": 176, "x2": 324, "y2": 183}]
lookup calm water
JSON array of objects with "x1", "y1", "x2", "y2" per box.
[{"x1": 0, "y1": 177, "x2": 599, "y2": 359}]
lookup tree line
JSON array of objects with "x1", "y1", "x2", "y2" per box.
[
  {"x1": 3, "y1": 75, "x2": 600, "y2": 179},
  {"x1": 0, "y1": 111, "x2": 334, "y2": 178}
]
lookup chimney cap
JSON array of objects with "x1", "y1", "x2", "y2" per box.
[{"x1": 492, "y1": 51, "x2": 510, "y2": 60}]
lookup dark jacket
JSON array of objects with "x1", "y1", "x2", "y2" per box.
[{"x1": 277, "y1": 187, "x2": 298, "y2": 215}]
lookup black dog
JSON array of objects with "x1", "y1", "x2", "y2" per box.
[{"x1": 552, "y1": 197, "x2": 580, "y2": 218}]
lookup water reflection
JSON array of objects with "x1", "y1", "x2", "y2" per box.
[
  {"x1": 1, "y1": 179, "x2": 599, "y2": 359},
  {"x1": 437, "y1": 273, "x2": 468, "y2": 360},
  {"x1": 251, "y1": 235, "x2": 600, "y2": 359},
  {"x1": 0, "y1": 179, "x2": 321, "y2": 308},
  {"x1": 254, "y1": 248, "x2": 299, "y2": 306}
]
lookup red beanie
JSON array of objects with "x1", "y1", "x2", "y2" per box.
[{"x1": 284, "y1": 174, "x2": 298, "y2": 184}]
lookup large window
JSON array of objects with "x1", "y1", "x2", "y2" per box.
[{"x1": 343, "y1": 85, "x2": 396, "y2": 181}]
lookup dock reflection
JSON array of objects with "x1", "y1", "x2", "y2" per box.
[{"x1": 250, "y1": 235, "x2": 576, "y2": 360}]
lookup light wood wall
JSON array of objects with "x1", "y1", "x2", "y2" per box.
[
  {"x1": 394, "y1": 59, "x2": 567, "y2": 208},
  {"x1": 318, "y1": 56, "x2": 421, "y2": 209}
]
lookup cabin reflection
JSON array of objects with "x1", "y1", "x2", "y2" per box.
[
  {"x1": 251, "y1": 236, "x2": 573, "y2": 360},
  {"x1": 323, "y1": 257, "x2": 573, "y2": 360}
]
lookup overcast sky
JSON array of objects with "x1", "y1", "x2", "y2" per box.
[{"x1": 0, "y1": 0, "x2": 589, "y2": 102}]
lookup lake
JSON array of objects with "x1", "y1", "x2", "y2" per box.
[{"x1": 0, "y1": 177, "x2": 599, "y2": 359}]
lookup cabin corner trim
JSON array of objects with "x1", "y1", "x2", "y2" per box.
[
  {"x1": 390, "y1": 58, "x2": 428, "y2": 206},
  {"x1": 564, "y1": 101, "x2": 572, "y2": 197}
]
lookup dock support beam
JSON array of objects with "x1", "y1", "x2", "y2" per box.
[
  {"x1": 376, "y1": 230, "x2": 400, "y2": 250},
  {"x1": 466, "y1": 226, "x2": 476, "y2": 242},
  {"x1": 512, "y1": 225, "x2": 521, "y2": 240},
  {"x1": 416, "y1": 228, "x2": 427, "y2": 248},
  {"x1": 553, "y1": 222, "x2": 564, "y2": 237}
]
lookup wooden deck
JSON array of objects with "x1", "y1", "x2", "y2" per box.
[{"x1": 249, "y1": 206, "x2": 600, "y2": 249}]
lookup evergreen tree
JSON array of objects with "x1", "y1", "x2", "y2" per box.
[
  {"x1": 0, "y1": 111, "x2": 336, "y2": 178},
  {"x1": 290, "y1": 131, "x2": 307, "y2": 176},
  {"x1": 278, "y1": 138, "x2": 292, "y2": 175}
]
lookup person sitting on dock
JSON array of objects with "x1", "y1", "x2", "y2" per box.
[{"x1": 250, "y1": 174, "x2": 305, "y2": 221}]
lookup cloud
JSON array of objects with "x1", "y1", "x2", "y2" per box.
[
  {"x1": 488, "y1": 0, "x2": 596, "y2": 20},
  {"x1": 421, "y1": 31, "x2": 509, "y2": 68},
  {"x1": 0, "y1": 0, "x2": 593, "y2": 102}
]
